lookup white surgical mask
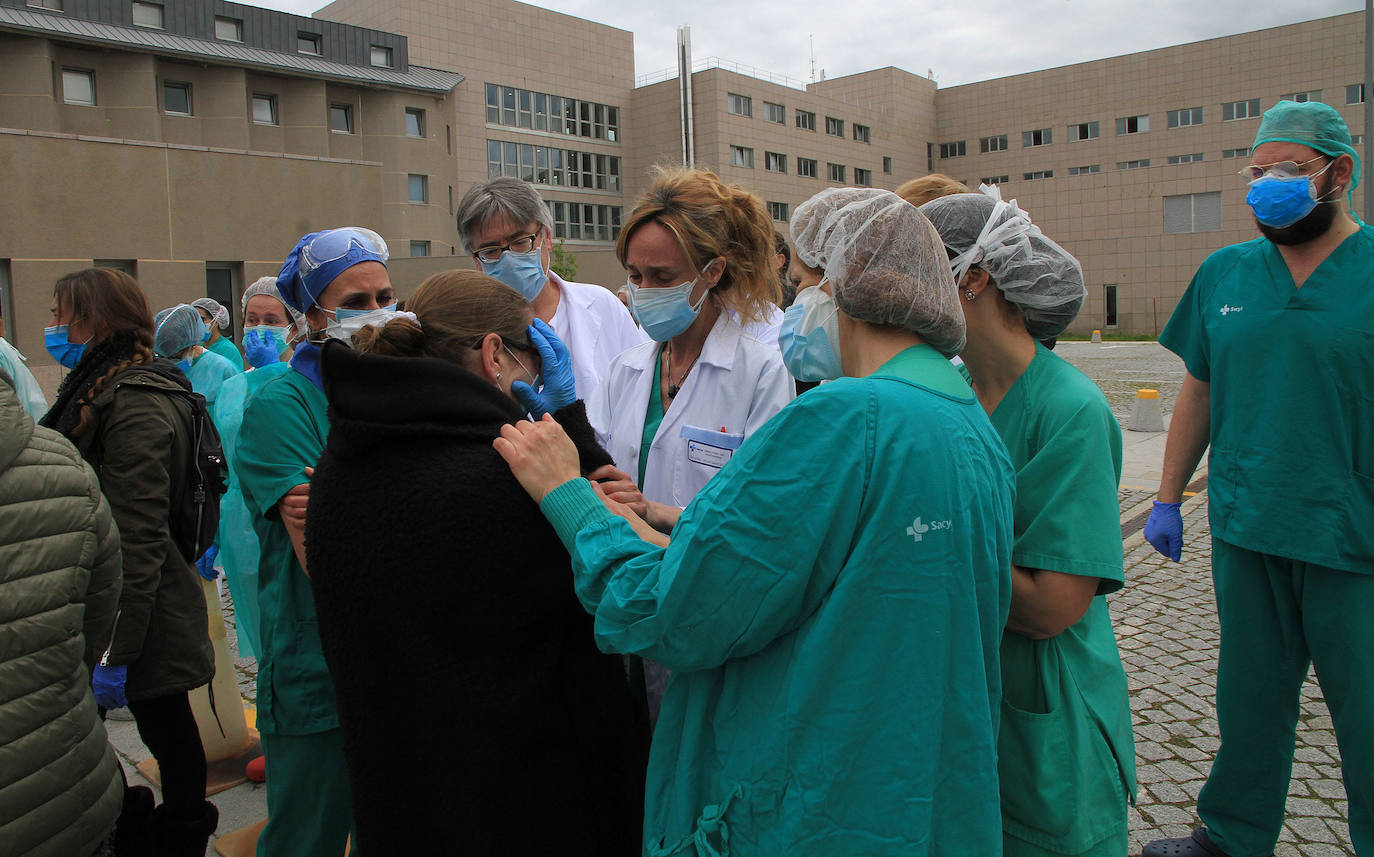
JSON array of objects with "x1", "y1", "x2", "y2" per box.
[{"x1": 324, "y1": 303, "x2": 399, "y2": 343}]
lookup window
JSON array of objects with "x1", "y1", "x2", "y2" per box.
[
  {"x1": 1068, "y1": 164, "x2": 1100, "y2": 175},
  {"x1": 329, "y1": 104, "x2": 352, "y2": 134},
  {"x1": 854, "y1": 167, "x2": 872, "y2": 186},
  {"x1": 1104, "y1": 285, "x2": 1118, "y2": 327},
  {"x1": 27, "y1": 0, "x2": 63, "y2": 9},
  {"x1": 370, "y1": 45, "x2": 393, "y2": 68},
  {"x1": 163, "y1": 82, "x2": 191, "y2": 116},
  {"x1": 408, "y1": 174, "x2": 428, "y2": 204},
  {"x1": 485, "y1": 83, "x2": 620, "y2": 142},
  {"x1": 1280, "y1": 90, "x2": 1322, "y2": 104},
  {"x1": 797, "y1": 157, "x2": 818, "y2": 178},
  {"x1": 1222, "y1": 146, "x2": 1251, "y2": 159},
  {"x1": 1068, "y1": 121, "x2": 1099, "y2": 141},
  {"x1": 980, "y1": 135, "x2": 1008, "y2": 153},
  {"x1": 768, "y1": 201, "x2": 789, "y2": 222},
  {"x1": 1167, "y1": 153, "x2": 1204, "y2": 165},
  {"x1": 763, "y1": 101, "x2": 785, "y2": 123},
  {"x1": 883, "y1": 156, "x2": 893, "y2": 174},
  {"x1": 853, "y1": 123, "x2": 870, "y2": 143},
  {"x1": 1116, "y1": 114, "x2": 1148, "y2": 134},
  {"x1": 1023, "y1": 170, "x2": 1053, "y2": 180},
  {"x1": 61, "y1": 68, "x2": 94, "y2": 106},
  {"x1": 796, "y1": 109, "x2": 816, "y2": 131},
  {"x1": 980, "y1": 175, "x2": 1010, "y2": 185},
  {"x1": 1022, "y1": 128, "x2": 1052, "y2": 147},
  {"x1": 409, "y1": 241, "x2": 430, "y2": 257},
  {"x1": 764, "y1": 151, "x2": 786, "y2": 173},
  {"x1": 1348, "y1": 84, "x2": 1366, "y2": 105},
  {"x1": 131, "y1": 1, "x2": 162, "y2": 28},
  {"x1": 251, "y1": 93, "x2": 277, "y2": 125},
  {"x1": 545, "y1": 201, "x2": 623, "y2": 241},
  {"x1": 939, "y1": 141, "x2": 966, "y2": 159},
  {"x1": 827, "y1": 162, "x2": 845, "y2": 182},
  {"x1": 1117, "y1": 159, "x2": 1150, "y2": 170},
  {"x1": 405, "y1": 108, "x2": 425, "y2": 138},
  {"x1": 727, "y1": 93, "x2": 752, "y2": 116},
  {"x1": 1354, "y1": 134, "x2": 1365, "y2": 146},
  {"x1": 298, "y1": 33, "x2": 321, "y2": 55},
  {"x1": 1168, "y1": 107, "x2": 1203, "y2": 128},
  {"x1": 825, "y1": 116, "x2": 844, "y2": 137},
  {"x1": 1164, "y1": 191, "x2": 1222, "y2": 234},
  {"x1": 485, "y1": 140, "x2": 621, "y2": 190},
  {"x1": 729, "y1": 145, "x2": 754, "y2": 168},
  {"x1": 1222, "y1": 99, "x2": 1261, "y2": 121},
  {"x1": 214, "y1": 16, "x2": 242, "y2": 41}
]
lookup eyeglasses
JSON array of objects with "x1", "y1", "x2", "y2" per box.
[
  {"x1": 474, "y1": 232, "x2": 541, "y2": 264},
  {"x1": 1237, "y1": 155, "x2": 1329, "y2": 182},
  {"x1": 300, "y1": 227, "x2": 390, "y2": 271}
]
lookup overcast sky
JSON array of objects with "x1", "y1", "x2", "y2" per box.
[{"x1": 255, "y1": 0, "x2": 1362, "y2": 87}]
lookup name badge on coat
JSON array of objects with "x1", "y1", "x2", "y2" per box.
[{"x1": 681, "y1": 424, "x2": 744, "y2": 469}]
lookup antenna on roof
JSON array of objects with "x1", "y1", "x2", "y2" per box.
[{"x1": 810, "y1": 35, "x2": 817, "y2": 84}]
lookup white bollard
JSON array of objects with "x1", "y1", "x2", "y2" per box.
[
  {"x1": 1129, "y1": 388, "x2": 1165, "y2": 432},
  {"x1": 1091, "y1": 329, "x2": 1102, "y2": 343}
]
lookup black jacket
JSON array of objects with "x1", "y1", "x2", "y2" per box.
[{"x1": 307, "y1": 342, "x2": 648, "y2": 855}]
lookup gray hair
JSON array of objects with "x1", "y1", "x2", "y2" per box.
[{"x1": 455, "y1": 177, "x2": 554, "y2": 254}]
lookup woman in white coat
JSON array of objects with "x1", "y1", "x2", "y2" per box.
[{"x1": 589, "y1": 166, "x2": 794, "y2": 534}]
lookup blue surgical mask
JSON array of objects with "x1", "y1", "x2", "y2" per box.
[
  {"x1": 244, "y1": 324, "x2": 289, "y2": 354},
  {"x1": 627, "y1": 277, "x2": 710, "y2": 342},
  {"x1": 325, "y1": 303, "x2": 398, "y2": 344},
  {"x1": 175, "y1": 357, "x2": 193, "y2": 374},
  {"x1": 44, "y1": 324, "x2": 88, "y2": 369},
  {"x1": 481, "y1": 248, "x2": 547, "y2": 302},
  {"x1": 1245, "y1": 160, "x2": 1335, "y2": 228},
  {"x1": 778, "y1": 284, "x2": 842, "y2": 381}
]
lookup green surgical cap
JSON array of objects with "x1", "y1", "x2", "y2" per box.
[{"x1": 1253, "y1": 100, "x2": 1361, "y2": 192}]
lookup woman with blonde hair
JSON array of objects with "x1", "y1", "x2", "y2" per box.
[{"x1": 303, "y1": 269, "x2": 648, "y2": 855}]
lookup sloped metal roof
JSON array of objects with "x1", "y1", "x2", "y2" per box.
[{"x1": 0, "y1": 6, "x2": 462, "y2": 93}]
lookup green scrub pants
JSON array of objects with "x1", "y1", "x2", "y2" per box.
[
  {"x1": 257, "y1": 729, "x2": 358, "y2": 857},
  {"x1": 1198, "y1": 539, "x2": 1373, "y2": 857}
]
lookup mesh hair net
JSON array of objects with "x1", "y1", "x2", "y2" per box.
[
  {"x1": 154, "y1": 304, "x2": 208, "y2": 357},
  {"x1": 242, "y1": 276, "x2": 305, "y2": 328},
  {"x1": 793, "y1": 188, "x2": 966, "y2": 356},
  {"x1": 192, "y1": 297, "x2": 230, "y2": 330},
  {"x1": 919, "y1": 185, "x2": 1086, "y2": 340},
  {"x1": 1253, "y1": 100, "x2": 1361, "y2": 193}
]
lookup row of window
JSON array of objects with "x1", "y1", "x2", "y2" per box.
[
  {"x1": 726, "y1": 93, "x2": 873, "y2": 143},
  {"x1": 1001, "y1": 139, "x2": 1360, "y2": 182},
  {"x1": 485, "y1": 84, "x2": 620, "y2": 143},
  {"x1": 727, "y1": 145, "x2": 887, "y2": 184},
  {"x1": 487, "y1": 140, "x2": 622, "y2": 192},
  {"x1": 546, "y1": 201, "x2": 623, "y2": 242}
]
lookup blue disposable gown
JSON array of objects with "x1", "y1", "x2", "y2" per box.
[
  {"x1": 541, "y1": 346, "x2": 1016, "y2": 856},
  {"x1": 0, "y1": 337, "x2": 48, "y2": 419}
]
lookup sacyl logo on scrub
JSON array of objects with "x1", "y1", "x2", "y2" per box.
[
  {"x1": 1219, "y1": 304, "x2": 1243, "y2": 315},
  {"x1": 906, "y1": 517, "x2": 952, "y2": 542}
]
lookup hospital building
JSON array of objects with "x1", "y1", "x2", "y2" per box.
[{"x1": 0, "y1": 0, "x2": 1364, "y2": 364}]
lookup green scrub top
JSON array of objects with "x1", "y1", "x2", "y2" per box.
[
  {"x1": 541, "y1": 345, "x2": 1016, "y2": 856},
  {"x1": 206, "y1": 334, "x2": 244, "y2": 372},
  {"x1": 233, "y1": 367, "x2": 339, "y2": 736},
  {"x1": 984, "y1": 344, "x2": 1136, "y2": 855},
  {"x1": 638, "y1": 346, "x2": 666, "y2": 488},
  {"x1": 1160, "y1": 227, "x2": 1374, "y2": 573}
]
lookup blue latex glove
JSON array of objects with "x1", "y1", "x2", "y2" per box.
[
  {"x1": 511, "y1": 318, "x2": 577, "y2": 418},
  {"x1": 1144, "y1": 500, "x2": 1184, "y2": 562},
  {"x1": 244, "y1": 330, "x2": 279, "y2": 369},
  {"x1": 196, "y1": 544, "x2": 220, "y2": 581},
  {"x1": 93, "y1": 664, "x2": 128, "y2": 710}
]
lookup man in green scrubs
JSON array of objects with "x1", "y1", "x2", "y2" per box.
[
  {"x1": 1142, "y1": 102, "x2": 1374, "y2": 857},
  {"x1": 235, "y1": 228, "x2": 395, "y2": 857}
]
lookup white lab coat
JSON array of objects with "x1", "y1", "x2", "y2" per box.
[
  {"x1": 734, "y1": 304, "x2": 783, "y2": 352},
  {"x1": 588, "y1": 312, "x2": 795, "y2": 508},
  {"x1": 546, "y1": 272, "x2": 648, "y2": 402}
]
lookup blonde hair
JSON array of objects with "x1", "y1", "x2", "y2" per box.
[
  {"x1": 353, "y1": 270, "x2": 532, "y2": 369},
  {"x1": 616, "y1": 166, "x2": 780, "y2": 324},
  {"x1": 895, "y1": 174, "x2": 968, "y2": 207}
]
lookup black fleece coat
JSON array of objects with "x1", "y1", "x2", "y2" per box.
[{"x1": 306, "y1": 342, "x2": 649, "y2": 856}]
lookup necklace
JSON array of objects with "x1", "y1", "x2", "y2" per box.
[{"x1": 663, "y1": 341, "x2": 699, "y2": 399}]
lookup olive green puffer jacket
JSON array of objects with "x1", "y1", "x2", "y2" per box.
[{"x1": 0, "y1": 374, "x2": 124, "y2": 857}]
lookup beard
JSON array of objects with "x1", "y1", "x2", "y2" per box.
[{"x1": 1256, "y1": 172, "x2": 1341, "y2": 246}]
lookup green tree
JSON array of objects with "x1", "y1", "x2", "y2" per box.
[{"x1": 550, "y1": 238, "x2": 578, "y2": 281}]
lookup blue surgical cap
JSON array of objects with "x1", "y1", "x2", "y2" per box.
[
  {"x1": 1253, "y1": 101, "x2": 1362, "y2": 192},
  {"x1": 153, "y1": 304, "x2": 207, "y2": 357},
  {"x1": 276, "y1": 227, "x2": 389, "y2": 314}
]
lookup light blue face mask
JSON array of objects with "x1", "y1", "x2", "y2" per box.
[
  {"x1": 627, "y1": 277, "x2": 710, "y2": 342},
  {"x1": 1245, "y1": 159, "x2": 1335, "y2": 228},
  {"x1": 325, "y1": 303, "x2": 399, "y2": 343},
  {"x1": 175, "y1": 357, "x2": 193, "y2": 374},
  {"x1": 778, "y1": 284, "x2": 842, "y2": 381},
  {"x1": 481, "y1": 248, "x2": 547, "y2": 302},
  {"x1": 44, "y1": 324, "x2": 88, "y2": 369}
]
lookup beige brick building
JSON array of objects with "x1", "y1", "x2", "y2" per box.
[{"x1": 0, "y1": 0, "x2": 1364, "y2": 366}]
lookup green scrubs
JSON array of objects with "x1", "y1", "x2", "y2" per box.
[
  {"x1": 207, "y1": 334, "x2": 244, "y2": 371},
  {"x1": 638, "y1": 346, "x2": 666, "y2": 488},
  {"x1": 235, "y1": 365, "x2": 357, "y2": 857},
  {"x1": 984, "y1": 344, "x2": 1136, "y2": 857},
  {"x1": 541, "y1": 346, "x2": 1016, "y2": 856},
  {"x1": 1161, "y1": 228, "x2": 1374, "y2": 856}
]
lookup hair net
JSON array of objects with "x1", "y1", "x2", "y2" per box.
[
  {"x1": 154, "y1": 304, "x2": 208, "y2": 357},
  {"x1": 792, "y1": 188, "x2": 966, "y2": 356},
  {"x1": 242, "y1": 276, "x2": 305, "y2": 328},
  {"x1": 919, "y1": 185, "x2": 1086, "y2": 340},
  {"x1": 192, "y1": 297, "x2": 229, "y2": 330},
  {"x1": 1253, "y1": 100, "x2": 1361, "y2": 193},
  {"x1": 276, "y1": 227, "x2": 389, "y2": 314}
]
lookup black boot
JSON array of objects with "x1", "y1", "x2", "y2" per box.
[
  {"x1": 113, "y1": 785, "x2": 154, "y2": 857},
  {"x1": 149, "y1": 800, "x2": 219, "y2": 857}
]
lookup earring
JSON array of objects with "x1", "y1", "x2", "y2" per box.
[
  {"x1": 964, "y1": 290, "x2": 976, "y2": 302},
  {"x1": 496, "y1": 372, "x2": 502, "y2": 382}
]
